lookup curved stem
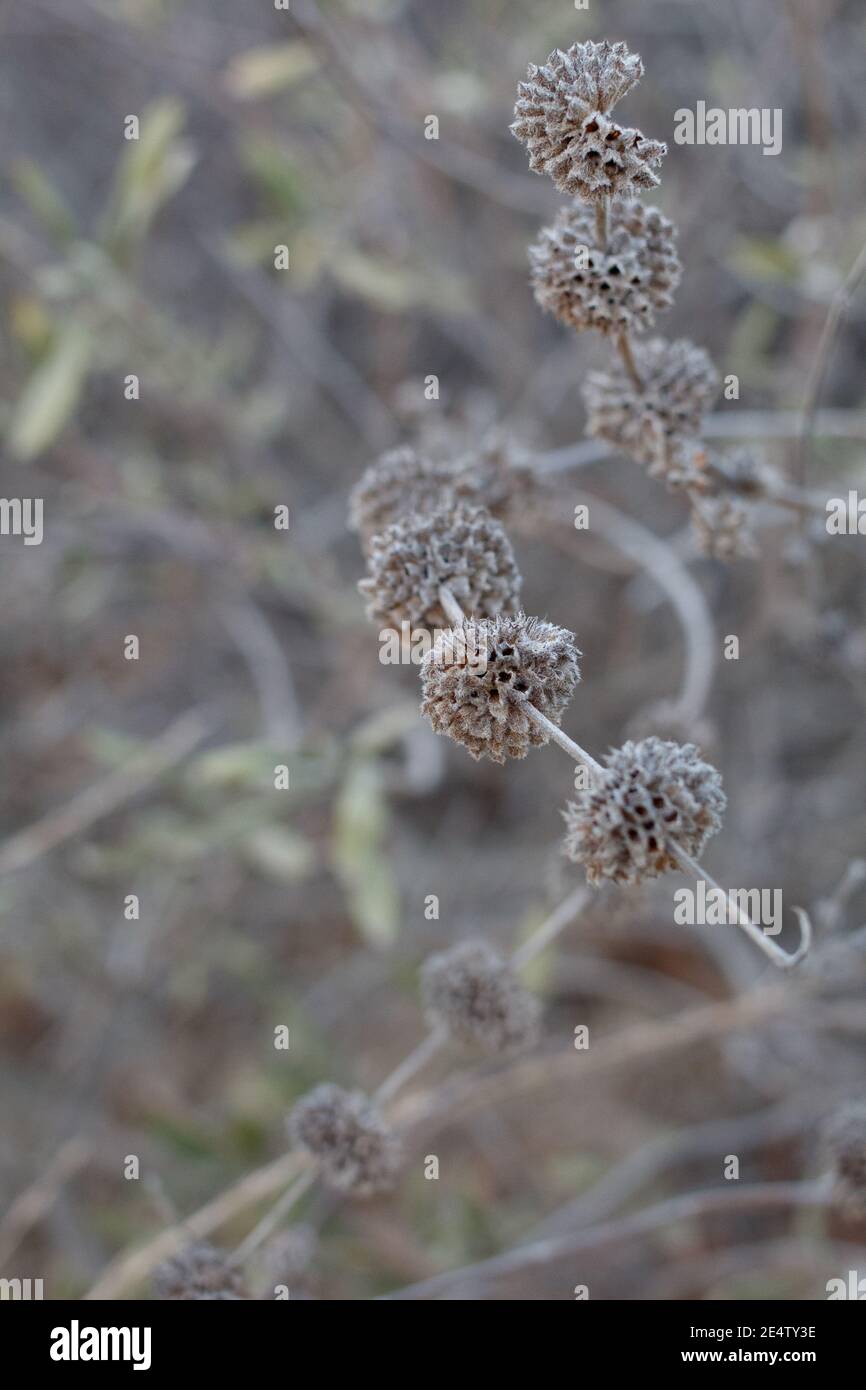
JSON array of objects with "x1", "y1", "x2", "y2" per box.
[{"x1": 671, "y1": 844, "x2": 812, "y2": 970}]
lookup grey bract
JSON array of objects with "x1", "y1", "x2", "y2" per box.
[
  {"x1": 530, "y1": 200, "x2": 680, "y2": 336},
  {"x1": 512, "y1": 43, "x2": 665, "y2": 201},
  {"x1": 154, "y1": 1242, "x2": 246, "y2": 1301},
  {"x1": 691, "y1": 493, "x2": 757, "y2": 561},
  {"x1": 420, "y1": 612, "x2": 580, "y2": 764},
  {"x1": 582, "y1": 337, "x2": 718, "y2": 466},
  {"x1": 288, "y1": 1083, "x2": 402, "y2": 1197},
  {"x1": 359, "y1": 503, "x2": 522, "y2": 630},
  {"x1": 563, "y1": 736, "x2": 726, "y2": 886},
  {"x1": 421, "y1": 938, "x2": 541, "y2": 1054}
]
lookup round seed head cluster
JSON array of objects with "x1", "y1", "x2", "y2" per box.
[
  {"x1": 455, "y1": 428, "x2": 540, "y2": 519},
  {"x1": 288, "y1": 1083, "x2": 402, "y2": 1197},
  {"x1": 582, "y1": 337, "x2": 718, "y2": 465},
  {"x1": 512, "y1": 43, "x2": 665, "y2": 201},
  {"x1": 530, "y1": 200, "x2": 680, "y2": 336},
  {"x1": 421, "y1": 612, "x2": 581, "y2": 764},
  {"x1": 563, "y1": 737, "x2": 726, "y2": 886},
  {"x1": 421, "y1": 938, "x2": 541, "y2": 1055},
  {"x1": 349, "y1": 447, "x2": 459, "y2": 544},
  {"x1": 154, "y1": 1243, "x2": 246, "y2": 1301},
  {"x1": 826, "y1": 1102, "x2": 866, "y2": 1210},
  {"x1": 358, "y1": 503, "x2": 522, "y2": 630},
  {"x1": 691, "y1": 494, "x2": 757, "y2": 562}
]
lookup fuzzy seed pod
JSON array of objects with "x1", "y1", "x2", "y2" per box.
[
  {"x1": 691, "y1": 494, "x2": 757, "y2": 562},
  {"x1": 154, "y1": 1242, "x2": 247, "y2": 1301},
  {"x1": 358, "y1": 503, "x2": 522, "y2": 630},
  {"x1": 420, "y1": 612, "x2": 580, "y2": 763},
  {"x1": 530, "y1": 200, "x2": 680, "y2": 336},
  {"x1": 421, "y1": 938, "x2": 541, "y2": 1055},
  {"x1": 454, "y1": 429, "x2": 540, "y2": 519},
  {"x1": 563, "y1": 737, "x2": 726, "y2": 886},
  {"x1": 512, "y1": 43, "x2": 665, "y2": 201},
  {"x1": 582, "y1": 338, "x2": 718, "y2": 466},
  {"x1": 288, "y1": 1083, "x2": 402, "y2": 1197}
]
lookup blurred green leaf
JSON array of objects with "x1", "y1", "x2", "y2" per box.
[
  {"x1": 238, "y1": 135, "x2": 305, "y2": 217},
  {"x1": 224, "y1": 41, "x2": 317, "y2": 100},
  {"x1": 332, "y1": 758, "x2": 399, "y2": 948},
  {"x1": 239, "y1": 825, "x2": 316, "y2": 883},
  {"x1": 101, "y1": 98, "x2": 195, "y2": 261},
  {"x1": 12, "y1": 160, "x2": 77, "y2": 243},
  {"x1": 7, "y1": 324, "x2": 91, "y2": 460},
  {"x1": 728, "y1": 235, "x2": 801, "y2": 284}
]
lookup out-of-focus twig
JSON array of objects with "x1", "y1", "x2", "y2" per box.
[
  {"x1": 0, "y1": 1136, "x2": 92, "y2": 1270},
  {"x1": 0, "y1": 707, "x2": 214, "y2": 877}
]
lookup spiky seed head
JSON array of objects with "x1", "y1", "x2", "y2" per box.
[
  {"x1": 512, "y1": 43, "x2": 665, "y2": 201},
  {"x1": 358, "y1": 503, "x2": 522, "y2": 631},
  {"x1": 154, "y1": 1243, "x2": 247, "y2": 1301},
  {"x1": 454, "y1": 428, "x2": 540, "y2": 519},
  {"x1": 530, "y1": 200, "x2": 680, "y2": 337},
  {"x1": 259, "y1": 1226, "x2": 318, "y2": 1299},
  {"x1": 348, "y1": 447, "x2": 458, "y2": 544},
  {"x1": 582, "y1": 337, "x2": 718, "y2": 466},
  {"x1": 420, "y1": 612, "x2": 580, "y2": 763},
  {"x1": 691, "y1": 494, "x2": 757, "y2": 562},
  {"x1": 563, "y1": 737, "x2": 726, "y2": 886},
  {"x1": 421, "y1": 938, "x2": 541, "y2": 1054},
  {"x1": 288, "y1": 1084, "x2": 402, "y2": 1197}
]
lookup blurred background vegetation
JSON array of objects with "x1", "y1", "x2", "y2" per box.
[{"x1": 1, "y1": 0, "x2": 865, "y2": 1299}]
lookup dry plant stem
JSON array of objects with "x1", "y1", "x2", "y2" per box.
[
  {"x1": 374, "y1": 1026, "x2": 449, "y2": 1106},
  {"x1": 594, "y1": 201, "x2": 608, "y2": 247},
  {"x1": 573, "y1": 491, "x2": 715, "y2": 722},
  {"x1": 616, "y1": 329, "x2": 645, "y2": 390},
  {"x1": 510, "y1": 884, "x2": 591, "y2": 969},
  {"x1": 796, "y1": 237, "x2": 866, "y2": 488},
  {"x1": 0, "y1": 707, "x2": 213, "y2": 877},
  {"x1": 382, "y1": 1177, "x2": 833, "y2": 1300},
  {"x1": 231, "y1": 1167, "x2": 317, "y2": 1267}
]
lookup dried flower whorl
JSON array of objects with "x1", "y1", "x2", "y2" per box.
[
  {"x1": 358, "y1": 503, "x2": 522, "y2": 630},
  {"x1": 154, "y1": 1242, "x2": 247, "y2": 1301},
  {"x1": 530, "y1": 200, "x2": 680, "y2": 336},
  {"x1": 421, "y1": 612, "x2": 581, "y2": 763},
  {"x1": 288, "y1": 1083, "x2": 402, "y2": 1197},
  {"x1": 421, "y1": 938, "x2": 541, "y2": 1054},
  {"x1": 582, "y1": 337, "x2": 718, "y2": 466},
  {"x1": 259, "y1": 1225, "x2": 318, "y2": 1299},
  {"x1": 563, "y1": 737, "x2": 726, "y2": 886},
  {"x1": 349, "y1": 447, "x2": 461, "y2": 544},
  {"x1": 826, "y1": 1101, "x2": 866, "y2": 1212},
  {"x1": 512, "y1": 43, "x2": 665, "y2": 201},
  {"x1": 690, "y1": 494, "x2": 757, "y2": 562}
]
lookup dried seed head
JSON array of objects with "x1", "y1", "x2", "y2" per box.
[
  {"x1": 563, "y1": 737, "x2": 726, "y2": 886},
  {"x1": 349, "y1": 447, "x2": 461, "y2": 544},
  {"x1": 154, "y1": 1243, "x2": 246, "y2": 1301},
  {"x1": 826, "y1": 1102, "x2": 866, "y2": 1212},
  {"x1": 421, "y1": 938, "x2": 541, "y2": 1054},
  {"x1": 691, "y1": 494, "x2": 758, "y2": 562},
  {"x1": 582, "y1": 338, "x2": 718, "y2": 466},
  {"x1": 358, "y1": 503, "x2": 522, "y2": 630},
  {"x1": 512, "y1": 43, "x2": 665, "y2": 201},
  {"x1": 288, "y1": 1083, "x2": 402, "y2": 1197},
  {"x1": 420, "y1": 612, "x2": 581, "y2": 763},
  {"x1": 530, "y1": 200, "x2": 680, "y2": 336}
]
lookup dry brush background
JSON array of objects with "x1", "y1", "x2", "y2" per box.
[{"x1": 0, "y1": 0, "x2": 865, "y2": 1300}]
